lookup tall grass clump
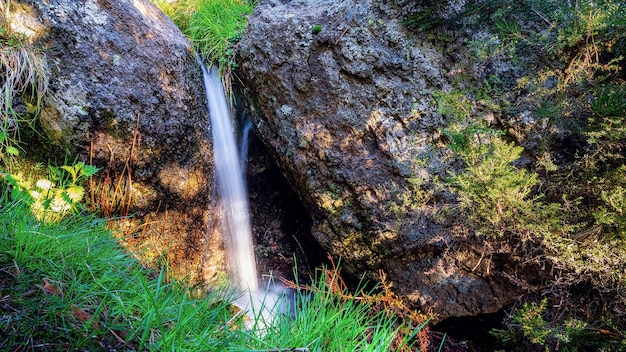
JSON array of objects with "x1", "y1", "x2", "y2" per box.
[
  {"x1": 237, "y1": 267, "x2": 428, "y2": 351},
  {"x1": 0, "y1": 0, "x2": 48, "y2": 171},
  {"x1": 152, "y1": 0, "x2": 255, "y2": 70},
  {"x1": 0, "y1": 193, "x2": 239, "y2": 350}
]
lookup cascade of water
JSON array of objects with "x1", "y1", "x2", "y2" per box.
[
  {"x1": 199, "y1": 61, "x2": 258, "y2": 292},
  {"x1": 199, "y1": 59, "x2": 295, "y2": 331},
  {"x1": 239, "y1": 117, "x2": 253, "y2": 175}
]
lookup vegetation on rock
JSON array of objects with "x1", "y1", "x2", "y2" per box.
[
  {"x1": 152, "y1": 0, "x2": 255, "y2": 86},
  {"x1": 406, "y1": 0, "x2": 626, "y2": 349}
]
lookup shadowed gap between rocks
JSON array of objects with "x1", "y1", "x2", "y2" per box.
[{"x1": 242, "y1": 108, "x2": 330, "y2": 286}]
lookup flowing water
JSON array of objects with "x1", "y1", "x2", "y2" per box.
[
  {"x1": 199, "y1": 59, "x2": 294, "y2": 329},
  {"x1": 199, "y1": 62, "x2": 258, "y2": 292}
]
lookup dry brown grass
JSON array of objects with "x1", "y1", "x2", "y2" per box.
[
  {"x1": 0, "y1": 0, "x2": 48, "y2": 113},
  {"x1": 0, "y1": 0, "x2": 48, "y2": 170}
]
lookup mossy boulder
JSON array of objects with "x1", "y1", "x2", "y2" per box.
[
  {"x1": 7, "y1": 0, "x2": 218, "y2": 282},
  {"x1": 236, "y1": 0, "x2": 524, "y2": 321}
]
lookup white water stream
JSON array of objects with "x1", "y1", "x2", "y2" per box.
[
  {"x1": 199, "y1": 62, "x2": 259, "y2": 293},
  {"x1": 199, "y1": 59, "x2": 295, "y2": 330}
]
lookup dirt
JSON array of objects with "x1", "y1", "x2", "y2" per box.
[{"x1": 245, "y1": 128, "x2": 329, "y2": 286}]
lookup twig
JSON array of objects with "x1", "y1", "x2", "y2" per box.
[
  {"x1": 106, "y1": 327, "x2": 128, "y2": 346},
  {"x1": 215, "y1": 309, "x2": 244, "y2": 332},
  {"x1": 334, "y1": 27, "x2": 350, "y2": 45},
  {"x1": 531, "y1": 7, "x2": 553, "y2": 27},
  {"x1": 471, "y1": 247, "x2": 485, "y2": 272}
]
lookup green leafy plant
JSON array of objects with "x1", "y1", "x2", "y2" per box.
[
  {"x1": 0, "y1": 129, "x2": 19, "y2": 170},
  {"x1": 5, "y1": 161, "x2": 99, "y2": 221}
]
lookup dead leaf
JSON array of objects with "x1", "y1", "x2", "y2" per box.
[
  {"x1": 42, "y1": 278, "x2": 62, "y2": 297},
  {"x1": 72, "y1": 306, "x2": 99, "y2": 329}
]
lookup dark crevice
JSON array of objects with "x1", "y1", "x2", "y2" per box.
[{"x1": 245, "y1": 126, "x2": 329, "y2": 285}]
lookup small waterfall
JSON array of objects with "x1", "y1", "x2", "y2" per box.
[
  {"x1": 199, "y1": 59, "x2": 294, "y2": 330},
  {"x1": 199, "y1": 61, "x2": 258, "y2": 293},
  {"x1": 239, "y1": 117, "x2": 253, "y2": 174}
]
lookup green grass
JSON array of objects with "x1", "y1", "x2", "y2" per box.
[
  {"x1": 0, "y1": 193, "x2": 238, "y2": 350},
  {"x1": 242, "y1": 274, "x2": 423, "y2": 351},
  {"x1": 152, "y1": 0, "x2": 255, "y2": 69},
  {"x1": 0, "y1": 191, "x2": 424, "y2": 350}
]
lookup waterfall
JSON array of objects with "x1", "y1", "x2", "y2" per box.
[
  {"x1": 199, "y1": 59, "x2": 294, "y2": 330},
  {"x1": 199, "y1": 61, "x2": 258, "y2": 293}
]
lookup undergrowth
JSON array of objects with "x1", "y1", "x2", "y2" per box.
[
  {"x1": 151, "y1": 0, "x2": 255, "y2": 90},
  {"x1": 0, "y1": 193, "x2": 429, "y2": 350},
  {"x1": 425, "y1": 0, "x2": 626, "y2": 349}
]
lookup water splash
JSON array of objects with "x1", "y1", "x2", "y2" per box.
[{"x1": 199, "y1": 61, "x2": 258, "y2": 292}]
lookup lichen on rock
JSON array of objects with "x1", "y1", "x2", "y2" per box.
[
  {"x1": 9, "y1": 0, "x2": 217, "y2": 283},
  {"x1": 236, "y1": 0, "x2": 528, "y2": 321}
]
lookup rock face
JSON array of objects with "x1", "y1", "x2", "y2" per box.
[
  {"x1": 237, "y1": 0, "x2": 522, "y2": 320},
  {"x1": 9, "y1": 0, "x2": 215, "y2": 281}
]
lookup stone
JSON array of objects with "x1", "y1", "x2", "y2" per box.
[
  {"x1": 237, "y1": 0, "x2": 524, "y2": 320},
  {"x1": 8, "y1": 0, "x2": 216, "y2": 282}
]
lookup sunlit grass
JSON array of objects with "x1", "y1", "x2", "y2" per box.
[
  {"x1": 152, "y1": 0, "x2": 255, "y2": 67},
  {"x1": 241, "y1": 273, "x2": 424, "y2": 351},
  {"x1": 0, "y1": 193, "x2": 238, "y2": 350}
]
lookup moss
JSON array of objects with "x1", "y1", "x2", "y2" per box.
[
  {"x1": 311, "y1": 25, "x2": 323, "y2": 34},
  {"x1": 98, "y1": 110, "x2": 132, "y2": 140}
]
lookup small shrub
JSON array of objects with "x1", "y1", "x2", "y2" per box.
[
  {"x1": 512, "y1": 298, "x2": 552, "y2": 346},
  {"x1": 491, "y1": 297, "x2": 622, "y2": 351},
  {"x1": 5, "y1": 161, "x2": 99, "y2": 221},
  {"x1": 449, "y1": 137, "x2": 562, "y2": 238},
  {"x1": 592, "y1": 168, "x2": 626, "y2": 236},
  {"x1": 586, "y1": 83, "x2": 626, "y2": 168}
]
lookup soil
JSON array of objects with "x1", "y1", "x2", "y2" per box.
[{"x1": 245, "y1": 128, "x2": 329, "y2": 286}]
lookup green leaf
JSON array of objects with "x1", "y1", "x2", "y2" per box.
[
  {"x1": 80, "y1": 164, "x2": 100, "y2": 178},
  {"x1": 5, "y1": 146, "x2": 19, "y2": 156},
  {"x1": 65, "y1": 185, "x2": 85, "y2": 203}
]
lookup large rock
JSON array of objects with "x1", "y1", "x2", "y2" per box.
[
  {"x1": 237, "y1": 0, "x2": 523, "y2": 320},
  {"x1": 8, "y1": 0, "x2": 216, "y2": 281}
]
